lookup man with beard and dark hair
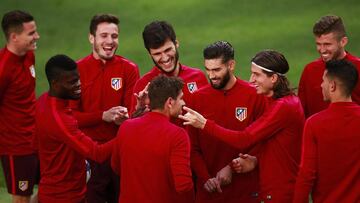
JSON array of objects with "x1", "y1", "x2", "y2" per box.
[
  {"x1": 298, "y1": 15, "x2": 360, "y2": 118},
  {"x1": 130, "y1": 20, "x2": 208, "y2": 119},
  {"x1": 69, "y1": 13, "x2": 140, "y2": 203},
  {"x1": 181, "y1": 50, "x2": 305, "y2": 202},
  {"x1": 183, "y1": 41, "x2": 266, "y2": 203}
]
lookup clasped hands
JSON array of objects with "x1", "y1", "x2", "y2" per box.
[{"x1": 102, "y1": 106, "x2": 129, "y2": 125}]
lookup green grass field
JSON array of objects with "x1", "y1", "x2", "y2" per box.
[{"x1": 1, "y1": 0, "x2": 359, "y2": 201}]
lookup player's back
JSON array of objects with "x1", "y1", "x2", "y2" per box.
[
  {"x1": 113, "y1": 111, "x2": 193, "y2": 203},
  {"x1": 307, "y1": 102, "x2": 360, "y2": 202}
]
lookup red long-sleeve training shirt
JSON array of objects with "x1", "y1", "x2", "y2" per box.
[
  {"x1": 130, "y1": 64, "x2": 208, "y2": 116},
  {"x1": 203, "y1": 95, "x2": 305, "y2": 202},
  {"x1": 70, "y1": 54, "x2": 140, "y2": 143},
  {"x1": 298, "y1": 52, "x2": 360, "y2": 118},
  {"x1": 293, "y1": 102, "x2": 360, "y2": 203},
  {"x1": 188, "y1": 79, "x2": 266, "y2": 203},
  {"x1": 35, "y1": 93, "x2": 113, "y2": 203},
  {"x1": 0, "y1": 47, "x2": 36, "y2": 155},
  {"x1": 111, "y1": 112, "x2": 194, "y2": 203}
]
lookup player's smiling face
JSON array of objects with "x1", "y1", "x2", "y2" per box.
[
  {"x1": 149, "y1": 39, "x2": 179, "y2": 74},
  {"x1": 315, "y1": 32, "x2": 347, "y2": 62},
  {"x1": 14, "y1": 21, "x2": 40, "y2": 54},
  {"x1": 56, "y1": 69, "x2": 81, "y2": 100},
  {"x1": 204, "y1": 58, "x2": 232, "y2": 90},
  {"x1": 90, "y1": 22, "x2": 118, "y2": 62},
  {"x1": 249, "y1": 64, "x2": 275, "y2": 97}
]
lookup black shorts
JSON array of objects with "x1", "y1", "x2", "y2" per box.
[{"x1": 1, "y1": 154, "x2": 39, "y2": 196}]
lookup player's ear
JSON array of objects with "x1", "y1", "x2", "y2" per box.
[
  {"x1": 175, "y1": 40, "x2": 179, "y2": 48},
  {"x1": 9, "y1": 32, "x2": 17, "y2": 42},
  {"x1": 340, "y1": 36, "x2": 348, "y2": 48},
  {"x1": 228, "y1": 60, "x2": 235, "y2": 72},
  {"x1": 271, "y1": 73, "x2": 278, "y2": 84},
  {"x1": 89, "y1": 33, "x2": 95, "y2": 44},
  {"x1": 50, "y1": 78, "x2": 59, "y2": 91},
  {"x1": 329, "y1": 80, "x2": 336, "y2": 92}
]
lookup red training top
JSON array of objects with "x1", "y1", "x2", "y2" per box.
[
  {"x1": 70, "y1": 54, "x2": 140, "y2": 143},
  {"x1": 35, "y1": 93, "x2": 113, "y2": 203},
  {"x1": 111, "y1": 112, "x2": 194, "y2": 203},
  {"x1": 130, "y1": 64, "x2": 208, "y2": 116},
  {"x1": 0, "y1": 47, "x2": 36, "y2": 155},
  {"x1": 203, "y1": 95, "x2": 305, "y2": 202},
  {"x1": 187, "y1": 79, "x2": 266, "y2": 203},
  {"x1": 293, "y1": 102, "x2": 360, "y2": 203},
  {"x1": 298, "y1": 52, "x2": 360, "y2": 118}
]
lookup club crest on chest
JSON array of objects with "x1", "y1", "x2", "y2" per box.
[
  {"x1": 29, "y1": 65, "x2": 35, "y2": 78},
  {"x1": 187, "y1": 82, "x2": 198, "y2": 93},
  {"x1": 235, "y1": 107, "x2": 247, "y2": 122},
  {"x1": 111, "y1": 78, "x2": 122, "y2": 91}
]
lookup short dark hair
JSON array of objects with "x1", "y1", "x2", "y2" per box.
[
  {"x1": 313, "y1": 15, "x2": 346, "y2": 40},
  {"x1": 252, "y1": 50, "x2": 293, "y2": 99},
  {"x1": 203, "y1": 41, "x2": 234, "y2": 64},
  {"x1": 45, "y1": 54, "x2": 77, "y2": 85},
  {"x1": 1, "y1": 10, "x2": 34, "y2": 40},
  {"x1": 142, "y1": 20, "x2": 176, "y2": 51},
  {"x1": 325, "y1": 59, "x2": 358, "y2": 97},
  {"x1": 89, "y1": 14, "x2": 119, "y2": 36},
  {"x1": 148, "y1": 75, "x2": 184, "y2": 110}
]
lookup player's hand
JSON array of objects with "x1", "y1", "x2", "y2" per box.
[
  {"x1": 103, "y1": 106, "x2": 127, "y2": 123},
  {"x1": 231, "y1": 153, "x2": 257, "y2": 173},
  {"x1": 216, "y1": 165, "x2": 232, "y2": 186},
  {"x1": 204, "y1": 177, "x2": 222, "y2": 193},
  {"x1": 113, "y1": 107, "x2": 129, "y2": 125},
  {"x1": 178, "y1": 106, "x2": 207, "y2": 129},
  {"x1": 131, "y1": 105, "x2": 150, "y2": 118},
  {"x1": 134, "y1": 82, "x2": 150, "y2": 110}
]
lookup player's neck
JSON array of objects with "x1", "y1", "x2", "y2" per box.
[
  {"x1": 330, "y1": 95, "x2": 352, "y2": 103},
  {"x1": 6, "y1": 43, "x2": 26, "y2": 56},
  {"x1": 151, "y1": 109, "x2": 170, "y2": 118},
  {"x1": 337, "y1": 50, "x2": 347, "y2": 60}
]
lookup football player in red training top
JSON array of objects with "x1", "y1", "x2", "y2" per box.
[
  {"x1": 36, "y1": 54, "x2": 114, "y2": 203},
  {"x1": 181, "y1": 50, "x2": 305, "y2": 202},
  {"x1": 0, "y1": 10, "x2": 40, "y2": 203},
  {"x1": 298, "y1": 15, "x2": 360, "y2": 118},
  {"x1": 112, "y1": 75, "x2": 194, "y2": 203},
  {"x1": 183, "y1": 41, "x2": 266, "y2": 203},
  {"x1": 69, "y1": 14, "x2": 140, "y2": 203},
  {"x1": 294, "y1": 60, "x2": 360, "y2": 203},
  {"x1": 130, "y1": 20, "x2": 208, "y2": 122}
]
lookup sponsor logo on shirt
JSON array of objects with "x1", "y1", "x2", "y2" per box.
[
  {"x1": 29, "y1": 65, "x2": 35, "y2": 78},
  {"x1": 187, "y1": 82, "x2": 198, "y2": 93},
  {"x1": 18, "y1": 180, "x2": 28, "y2": 191},
  {"x1": 235, "y1": 107, "x2": 247, "y2": 122},
  {"x1": 111, "y1": 78, "x2": 122, "y2": 91}
]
